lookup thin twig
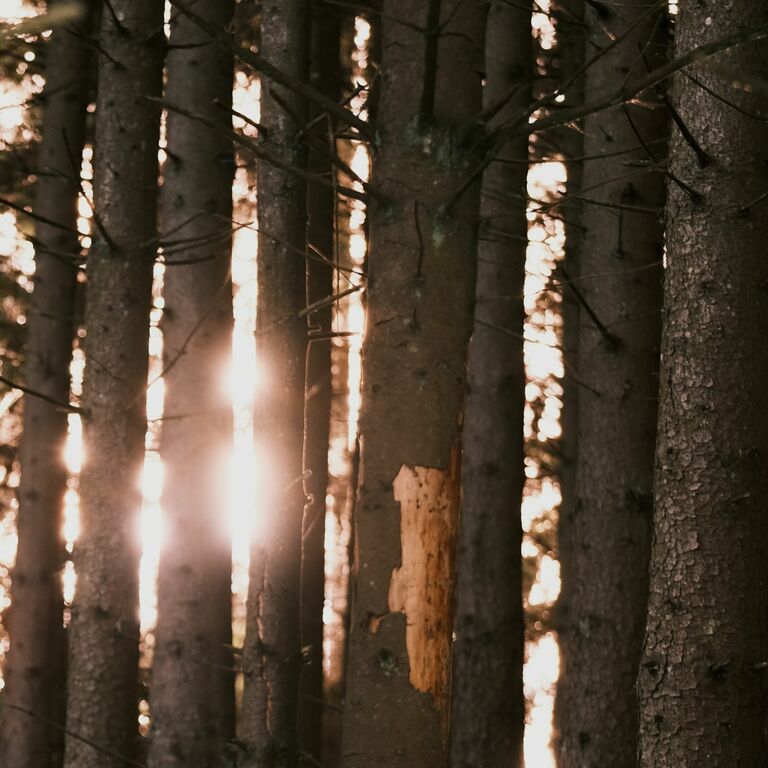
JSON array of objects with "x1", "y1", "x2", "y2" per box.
[{"x1": 0, "y1": 374, "x2": 84, "y2": 415}]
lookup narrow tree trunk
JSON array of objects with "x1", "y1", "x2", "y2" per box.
[
  {"x1": 63, "y1": 3, "x2": 164, "y2": 767},
  {"x1": 298, "y1": 4, "x2": 339, "y2": 764},
  {"x1": 0, "y1": 4, "x2": 94, "y2": 767},
  {"x1": 147, "y1": 2, "x2": 235, "y2": 766},
  {"x1": 240, "y1": 2, "x2": 310, "y2": 765},
  {"x1": 449, "y1": 4, "x2": 530, "y2": 767},
  {"x1": 638, "y1": 4, "x2": 768, "y2": 766},
  {"x1": 341, "y1": 3, "x2": 485, "y2": 765},
  {"x1": 556, "y1": 4, "x2": 668, "y2": 766}
]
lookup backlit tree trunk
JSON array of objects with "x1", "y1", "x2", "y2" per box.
[
  {"x1": 147, "y1": 1, "x2": 235, "y2": 766},
  {"x1": 638, "y1": 3, "x2": 768, "y2": 766},
  {"x1": 298, "y1": 4, "x2": 339, "y2": 765},
  {"x1": 63, "y1": 2, "x2": 164, "y2": 767},
  {"x1": 341, "y1": 3, "x2": 485, "y2": 765},
  {"x1": 449, "y1": 3, "x2": 530, "y2": 767},
  {"x1": 556, "y1": 3, "x2": 668, "y2": 765},
  {"x1": 0, "y1": 3, "x2": 94, "y2": 767},
  {"x1": 240, "y1": 1, "x2": 310, "y2": 765}
]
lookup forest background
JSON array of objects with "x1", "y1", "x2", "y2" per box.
[{"x1": 0, "y1": 1, "x2": 766, "y2": 767}]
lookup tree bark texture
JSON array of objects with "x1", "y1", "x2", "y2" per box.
[
  {"x1": 298, "y1": 3, "x2": 339, "y2": 765},
  {"x1": 147, "y1": 2, "x2": 235, "y2": 766},
  {"x1": 240, "y1": 2, "x2": 310, "y2": 766},
  {"x1": 341, "y1": 2, "x2": 485, "y2": 765},
  {"x1": 449, "y1": 3, "x2": 530, "y2": 768},
  {"x1": 556, "y1": 3, "x2": 668, "y2": 766},
  {"x1": 63, "y1": 3, "x2": 164, "y2": 768},
  {"x1": 0, "y1": 3, "x2": 95, "y2": 767},
  {"x1": 638, "y1": 2, "x2": 768, "y2": 766}
]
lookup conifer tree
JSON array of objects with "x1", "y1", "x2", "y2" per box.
[
  {"x1": 148, "y1": 1, "x2": 235, "y2": 765},
  {"x1": 63, "y1": 2, "x2": 164, "y2": 766}
]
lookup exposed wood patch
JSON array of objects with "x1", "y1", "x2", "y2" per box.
[{"x1": 387, "y1": 451, "x2": 460, "y2": 708}]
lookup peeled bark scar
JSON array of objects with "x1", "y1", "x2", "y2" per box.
[{"x1": 388, "y1": 459, "x2": 459, "y2": 707}]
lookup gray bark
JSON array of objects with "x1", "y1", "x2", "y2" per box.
[
  {"x1": 638, "y1": 2, "x2": 768, "y2": 766},
  {"x1": 0, "y1": 3, "x2": 95, "y2": 767},
  {"x1": 63, "y1": 2, "x2": 164, "y2": 767},
  {"x1": 147, "y1": 1, "x2": 235, "y2": 766},
  {"x1": 449, "y1": 3, "x2": 530, "y2": 767},
  {"x1": 341, "y1": 2, "x2": 485, "y2": 765},
  {"x1": 556, "y1": 3, "x2": 668, "y2": 766},
  {"x1": 240, "y1": 2, "x2": 310, "y2": 766}
]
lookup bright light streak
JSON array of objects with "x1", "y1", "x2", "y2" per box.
[{"x1": 524, "y1": 633, "x2": 560, "y2": 768}]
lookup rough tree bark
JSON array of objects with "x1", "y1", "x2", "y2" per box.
[
  {"x1": 638, "y1": 2, "x2": 768, "y2": 766},
  {"x1": 449, "y1": 3, "x2": 530, "y2": 767},
  {"x1": 341, "y1": 2, "x2": 485, "y2": 766},
  {"x1": 298, "y1": 3, "x2": 339, "y2": 765},
  {"x1": 147, "y1": 1, "x2": 235, "y2": 766},
  {"x1": 240, "y1": 1, "x2": 310, "y2": 765},
  {"x1": 0, "y1": 3, "x2": 95, "y2": 767},
  {"x1": 556, "y1": 3, "x2": 668, "y2": 766},
  {"x1": 62, "y1": 2, "x2": 165, "y2": 768}
]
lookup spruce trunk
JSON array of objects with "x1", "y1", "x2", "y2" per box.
[
  {"x1": 63, "y1": 3, "x2": 164, "y2": 767},
  {"x1": 638, "y1": 3, "x2": 768, "y2": 765},
  {"x1": 556, "y1": 4, "x2": 668, "y2": 765},
  {"x1": 147, "y1": 1, "x2": 235, "y2": 766},
  {"x1": 449, "y1": 3, "x2": 530, "y2": 767},
  {"x1": 240, "y1": 2, "x2": 310, "y2": 765},
  {"x1": 341, "y1": 2, "x2": 485, "y2": 765},
  {"x1": 298, "y1": 3, "x2": 339, "y2": 764},
  {"x1": 0, "y1": 3, "x2": 94, "y2": 767}
]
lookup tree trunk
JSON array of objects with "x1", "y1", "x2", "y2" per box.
[
  {"x1": 298, "y1": 3, "x2": 339, "y2": 765},
  {"x1": 556, "y1": 4, "x2": 668, "y2": 766},
  {"x1": 63, "y1": 3, "x2": 164, "y2": 767},
  {"x1": 638, "y1": 3, "x2": 768, "y2": 766},
  {"x1": 0, "y1": 4, "x2": 94, "y2": 767},
  {"x1": 449, "y1": 3, "x2": 530, "y2": 767},
  {"x1": 341, "y1": 3, "x2": 485, "y2": 765},
  {"x1": 147, "y1": 2, "x2": 235, "y2": 766},
  {"x1": 240, "y1": 2, "x2": 310, "y2": 765}
]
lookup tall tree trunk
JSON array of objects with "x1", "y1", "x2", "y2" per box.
[
  {"x1": 147, "y1": 2, "x2": 235, "y2": 766},
  {"x1": 341, "y1": 3, "x2": 485, "y2": 765},
  {"x1": 556, "y1": 4, "x2": 668, "y2": 766},
  {"x1": 449, "y1": 3, "x2": 530, "y2": 767},
  {"x1": 299, "y1": 3, "x2": 339, "y2": 765},
  {"x1": 0, "y1": 4, "x2": 94, "y2": 767},
  {"x1": 240, "y1": 2, "x2": 310, "y2": 765},
  {"x1": 638, "y1": 3, "x2": 768, "y2": 766},
  {"x1": 63, "y1": 3, "x2": 164, "y2": 767}
]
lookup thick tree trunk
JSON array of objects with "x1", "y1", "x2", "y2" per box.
[
  {"x1": 449, "y1": 4, "x2": 530, "y2": 768},
  {"x1": 341, "y1": 3, "x2": 485, "y2": 765},
  {"x1": 147, "y1": 2, "x2": 235, "y2": 767},
  {"x1": 240, "y1": 2, "x2": 310, "y2": 765},
  {"x1": 298, "y1": 4, "x2": 339, "y2": 765},
  {"x1": 556, "y1": 4, "x2": 668, "y2": 766},
  {"x1": 638, "y1": 3, "x2": 768, "y2": 766},
  {"x1": 0, "y1": 4, "x2": 94, "y2": 767},
  {"x1": 63, "y1": 3, "x2": 164, "y2": 768}
]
